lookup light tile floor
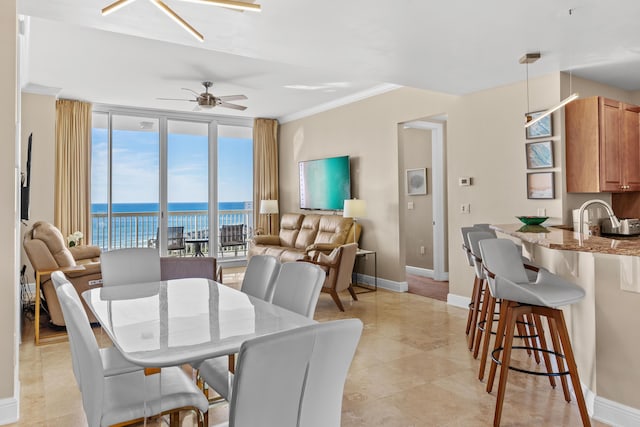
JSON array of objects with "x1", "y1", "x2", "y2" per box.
[{"x1": 12, "y1": 269, "x2": 606, "y2": 426}]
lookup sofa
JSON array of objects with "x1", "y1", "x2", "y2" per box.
[{"x1": 248, "y1": 213, "x2": 361, "y2": 262}]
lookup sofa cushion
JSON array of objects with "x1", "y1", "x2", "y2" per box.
[
  {"x1": 30, "y1": 221, "x2": 76, "y2": 268},
  {"x1": 295, "y1": 214, "x2": 320, "y2": 249},
  {"x1": 280, "y1": 249, "x2": 310, "y2": 263},
  {"x1": 278, "y1": 214, "x2": 304, "y2": 247},
  {"x1": 314, "y1": 216, "x2": 352, "y2": 245}
]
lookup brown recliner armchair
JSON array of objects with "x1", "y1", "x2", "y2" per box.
[
  {"x1": 23, "y1": 221, "x2": 102, "y2": 327},
  {"x1": 308, "y1": 243, "x2": 359, "y2": 311}
]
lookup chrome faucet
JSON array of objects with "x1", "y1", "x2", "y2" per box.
[{"x1": 577, "y1": 199, "x2": 621, "y2": 236}]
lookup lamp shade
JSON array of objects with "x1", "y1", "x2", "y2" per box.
[
  {"x1": 343, "y1": 199, "x2": 367, "y2": 219},
  {"x1": 260, "y1": 199, "x2": 279, "y2": 214}
]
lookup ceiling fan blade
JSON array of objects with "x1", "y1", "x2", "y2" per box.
[
  {"x1": 157, "y1": 97, "x2": 196, "y2": 101},
  {"x1": 218, "y1": 94, "x2": 247, "y2": 101},
  {"x1": 182, "y1": 88, "x2": 202, "y2": 97},
  {"x1": 219, "y1": 101, "x2": 247, "y2": 111},
  {"x1": 180, "y1": 0, "x2": 261, "y2": 12}
]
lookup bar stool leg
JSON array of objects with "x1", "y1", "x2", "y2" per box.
[
  {"x1": 524, "y1": 314, "x2": 541, "y2": 364},
  {"x1": 478, "y1": 294, "x2": 496, "y2": 381},
  {"x1": 468, "y1": 277, "x2": 483, "y2": 350},
  {"x1": 487, "y1": 299, "x2": 510, "y2": 393},
  {"x1": 493, "y1": 301, "x2": 524, "y2": 427},
  {"x1": 466, "y1": 276, "x2": 480, "y2": 335},
  {"x1": 532, "y1": 314, "x2": 557, "y2": 388},
  {"x1": 552, "y1": 308, "x2": 592, "y2": 427},
  {"x1": 473, "y1": 280, "x2": 490, "y2": 358},
  {"x1": 547, "y1": 315, "x2": 571, "y2": 401}
]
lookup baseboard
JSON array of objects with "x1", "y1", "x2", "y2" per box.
[
  {"x1": 0, "y1": 385, "x2": 19, "y2": 425},
  {"x1": 355, "y1": 273, "x2": 407, "y2": 292},
  {"x1": 405, "y1": 266, "x2": 449, "y2": 282},
  {"x1": 447, "y1": 293, "x2": 470, "y2": 309},
  {"x1": 593, "y1": 395, "x2": 640, "y2": 426}
]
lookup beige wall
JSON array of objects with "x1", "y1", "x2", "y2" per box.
[
  {"x1": 20, "y1": 93, "x2": 56, "y2": 279},
  {"x1": 0, "y1": 0, "x2": 18, "y2": 406},
  {"x1": 279, "y1": 87, "x2": 458, "y2": 283},
  {"x1": 399, "y1": 127, "x2": 433, "y2": 269}
]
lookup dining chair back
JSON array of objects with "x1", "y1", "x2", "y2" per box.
[
  {"x1": 54, "y1": 272, "x2": 208, "y2": 427},
  {"x1": 240, "y1": 255, "x2": 280, "y2": 302},
  {"x1": 100, "y1": 248, "x2": 161, "y2": 286},
  {"x1": 271, "y1": 261, "x2": 325, "y2": 318},
  {"x1": 228, "y1": 319, "x2": 363, "y2": 427}
]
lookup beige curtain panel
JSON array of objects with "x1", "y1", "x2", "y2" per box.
[
  {"x1": 55, "y1": 99, "x2": 92, "y2": 242},
  {"x1": 253, "y1": 118, "x2": 279, "y2": 235}
]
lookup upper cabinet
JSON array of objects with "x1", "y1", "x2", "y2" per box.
[{"x1": 566, "y1": 96, "x2": 640, "y2": 193}]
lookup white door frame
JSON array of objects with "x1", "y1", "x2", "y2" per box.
[{"x1": 403, "y1": 120, "x2": 447, "y2": 281}]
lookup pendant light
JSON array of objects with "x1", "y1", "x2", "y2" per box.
[{"x1": 521, "y1": 52, "x2": 579, "y2": 128}]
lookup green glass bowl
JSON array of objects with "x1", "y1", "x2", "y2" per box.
[{"x1": 516, "y1": 216, "x2": 548, "y2": 226}]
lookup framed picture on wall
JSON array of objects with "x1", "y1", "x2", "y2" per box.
[
  {"x1": 525, "y1": 111, "x2": 553, "y2": 139},
  {"x1": 527, "y1": 172, "x2": 555, "y2": 199},
  {"x1": 525, "y1": 140, "x2": 554, "y2": 169},
  {"x1": 406, "y1": 168, "x2": 427, "y2": 195}
]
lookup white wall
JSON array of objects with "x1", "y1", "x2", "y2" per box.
[{"x1": 0, "y1": 1, "x2": 19, "y2": 423}]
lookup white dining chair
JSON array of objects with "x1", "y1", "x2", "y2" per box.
[
  {"x1": 271, "y1": 261, "x2": 325, "y2": 318},
  {"x1": 51, "y1": 271, "x2": 140, "y2": 380},
  {"x1": 212, "y1": 319, "x2": 362, "y2": 427},
  {"x1": 100, "y1": 247, "x2": 161, "y2": 286},
  {"x1": 197, "y1": 260, "x2": 325, "y2": 402},
  {"x1": 240, "y1": 254, "x2": 280, "y2": 302},
  {"x1": 53, "y1": 273, "x2": 209, "y2": 427}
]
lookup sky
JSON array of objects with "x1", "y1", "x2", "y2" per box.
[{"x1": 91, "y1": 128, "x2": 253, "y2": 205}]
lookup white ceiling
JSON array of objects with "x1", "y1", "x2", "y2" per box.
[{"x1": 17, "y1": 0, "x2": 640, "y2": 120}]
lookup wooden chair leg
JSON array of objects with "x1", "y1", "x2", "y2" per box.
[
  {"x1": 547, "y1": 315, "x2": 571, "y2": 401},
  {"x1": 473, "y1": 282, "x2": 490, "y2": 359},
  {"x1": 466, "y1": 276, "x2": 480, "y2": 335},
  {"x1": 478, "y1": 294, "x2": 496, "y2": 381},
  {"x1": 347, "y1": 284, "x2": 358, "y2": 301},
  {"x1": 329, "y1": 290, "x2": 345, "y2": 311},
  {"x1": 526, "y1": 314, "x2": 542, "y2": 364},
  {"x1": 532, "y1": 313, "x2": 556, "y2": 388},
  {"x1": 493, "y1": 302, "x2": 523, "y2": 427},
  {"x1": 553, "y1": 309, "x2": 592, "y2": 427},
  {"x1": 487, "y1": 299, "x2": 509, "y2": 393},
  {"x1": 468, "y1": 278, "x2": 484, "y2": 351}
]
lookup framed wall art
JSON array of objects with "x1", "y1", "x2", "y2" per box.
[
  {"x1": 527, "y1": 172, "x2": 554, "y2": 199},
  {"x1": 525, "y1": 140, "x2": 553, "y2": 169},
  {"x1": 525, "y1": 111, "x2": 553, "y2": 139},
  {"x1": 406, "y1": 168, "x2": 427, "y2": 195}
]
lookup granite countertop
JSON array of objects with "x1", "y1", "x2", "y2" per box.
[{"x1": 491, "y1": 224, "x2": 640, "y2": 256}]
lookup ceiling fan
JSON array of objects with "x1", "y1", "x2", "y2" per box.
[
  {"x1": 101, "y1": 0, "x2": 261, "y2": 42},
  {"x1": 158, "y1": 81, "x2": 248, "y2": 111}
]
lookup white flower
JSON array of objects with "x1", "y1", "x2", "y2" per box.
[{"x1": 67, "y1": 230, "x2": 83, "y2": 247}]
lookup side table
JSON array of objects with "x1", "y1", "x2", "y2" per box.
[{"x1": 353, "y1": 249, "x2": 377, "y2": 293}]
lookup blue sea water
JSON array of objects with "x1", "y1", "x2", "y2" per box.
[{"x1": 91, "y1": 201, "x2": 251, "y2": 213}]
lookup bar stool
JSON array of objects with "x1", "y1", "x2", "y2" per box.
[
  {"x1": 479, "y1": 238, "x2": 591, "y2": 427},
  {"x1": 468, "y1": 232, "x2": 544, "y2": 380}
]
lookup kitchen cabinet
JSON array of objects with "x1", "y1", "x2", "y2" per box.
[{"x1": 566, "y1": 96, "x2": 640, "y2": 192}]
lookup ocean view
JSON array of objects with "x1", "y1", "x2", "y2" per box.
[{"x1": 91, "y1": 201, "x2": 252, "y2": 213}]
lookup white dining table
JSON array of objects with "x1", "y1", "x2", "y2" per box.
[{"x1": 82, "y1": 277, "x2": 315, "y2": 368}]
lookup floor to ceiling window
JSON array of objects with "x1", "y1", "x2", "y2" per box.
[{"x1": 90, "y1": 107, "x2": 253, "y2": 259}]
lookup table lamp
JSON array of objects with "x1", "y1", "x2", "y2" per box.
[
  {"x1": 343, "y1": 199, "x2": 366, "y2": 245},
  {"x1": 260, "y1": 199, "x2": 279, "y2": 235}
]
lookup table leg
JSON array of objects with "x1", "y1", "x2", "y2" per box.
[{"x1": 35, "y1": 271, "x2": 41, "y2": 345}]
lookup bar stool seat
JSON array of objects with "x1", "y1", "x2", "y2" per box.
[{"x1": 479, "y1": 238, "x2": 591, "y2": 427}]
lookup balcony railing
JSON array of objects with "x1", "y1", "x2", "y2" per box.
[{"x1": 91, "y1": 209, "x2": 253, "y2": 258}]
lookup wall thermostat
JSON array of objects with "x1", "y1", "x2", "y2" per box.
[{"x1": 459, "y1": 177, "x2": 472, "y2": 186}]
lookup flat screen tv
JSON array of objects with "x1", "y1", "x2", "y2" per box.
[
  {"x1": 21, "y1": 133, "x2": 32, "y2": 221},
  {"x1": 299, "y1": 155, "x2": 351, "y2": 211}
]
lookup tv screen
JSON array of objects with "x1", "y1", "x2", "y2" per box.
[
  {"x1": 299, "y1": 155, "x2": 351, "y2": 210},
  {"x1": 21, "y1": 133, "x2": 32, "y2": 221}
]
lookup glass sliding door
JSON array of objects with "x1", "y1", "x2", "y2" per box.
[
  {"x1": 167, "y1": 120, "x2": 209, "y2": 256},
  {"x1": 90, "y1": 112, "x2": 109, "y2": 249},
  {"x1": 217, "y1": 125, "x2": 253, "y2": 258},
  {"x1": 111, "y1": 115, "x2": 160, "y2": 249}
]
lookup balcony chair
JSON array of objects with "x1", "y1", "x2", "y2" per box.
[
  {"x1": 307, "y1": 243, "x2": 359, "y2": 311},
  {"x1": 219, "y1": 224, "x2": 247, "y2": 256},
  {"x1": 53, "y1": 274, "x2": 208, "y2": 427},
  {"x1": 147, "y1": 226, "x2": 186, "y2": 256},
  {"x1": 23, "y1": 221, "x2": 102, "y2": 327}
]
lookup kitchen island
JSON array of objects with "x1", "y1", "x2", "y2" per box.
[{"x1": 491, "y1": 224, "x2": 640, "y2": 424}]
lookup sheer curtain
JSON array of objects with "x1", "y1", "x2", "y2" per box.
[
  {"x1": 253, "y1": 118, "x2": 279, "y2": 235},
  {"x1": 55, "y1": 99, "x2": 92, "y2": 241}
]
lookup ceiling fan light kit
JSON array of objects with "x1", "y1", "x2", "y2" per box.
[
  {"x1": 521, "y1": 51, "x2": 579, "y2": 128},
  {"x1": 101, "y1": 0, "x2": 260, "y2": 41}
]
